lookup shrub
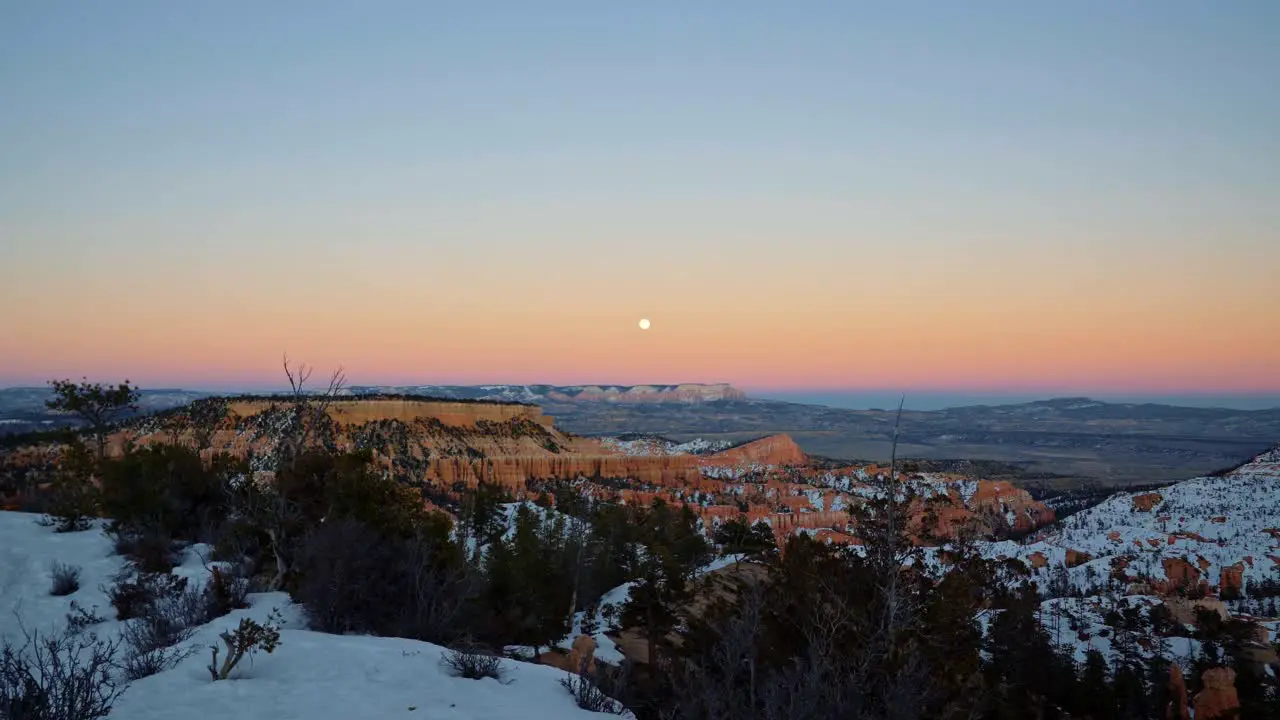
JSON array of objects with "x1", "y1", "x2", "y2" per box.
[
  {"x1": 441, "y1": 643, "x2": 508, "y2": 682},
  {"x1": 65, "y1": 601, "x2": 106, "y2": 634},
  {"x1": 0, "y1": 622, "x2": 126, "y2": 720},
  {"x1": 294, "y1": 519, "x2": 469, "y2": 643},
  {"x1": 104, "y1": 571, "x2": 193, "y2": 622},
  {"x1": 49, "y1": 562, "x2": 82, "y2": 596},
  {"x1": 43, "y1": 476, "x2": 98, "y2": 534},
  {"x1": 560, "y1": 671, "x2": 625, "y2": 714},
  {"x1": 204, "y1": 567, "x2": 250, "y2": 620},
  {"x1": 207, "y1": 613, "x2": 283, "y2": 681},
  {"x1": 114, "y1": 567, "x2": 247, "y2": 681},
  {"x1": 106, "y1": 526, "x2": 181, "y2": 574},
  {"x1": 117, "y1": 612, "x2": 199, "y2": 682},
  {"x1": 98, "y1": 444, "x2": 232, "y2": 545}
]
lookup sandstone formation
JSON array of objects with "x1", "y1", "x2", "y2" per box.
[
  {"x1": 1132, "y1": 492, "x2": 1163, "y2": 512},
  {"x1": 1192, "y1": 667, "x2": 1240, "y2": 720},
  {"x1": 700, "y1": 434, "x2": 808, "y2": 468},
  {"x1": 13, "y1": 397, "x2": 1056, "y2": 551},
  {"x1": 1166, "y1": 664, "x2": 1190, "y2": 720},
  {"x1": 225, "y1": 398, "x2": 554, "y2": 428}
]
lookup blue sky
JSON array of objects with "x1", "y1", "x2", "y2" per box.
[{"x1": 2, "y1": 1, "x2": 1277, "y2": 393}]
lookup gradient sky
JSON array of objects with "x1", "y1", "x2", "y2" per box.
[{"x1": 2, "y1": 1, "x2": 1278, "y2": 393}]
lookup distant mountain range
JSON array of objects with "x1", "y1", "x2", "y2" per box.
[{"x1": 3, "y1": 384, "x2": 1277, "y2": 486}]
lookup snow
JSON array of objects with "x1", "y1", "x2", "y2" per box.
[
  {"x1": 982, "y1": 447, "x2": 1280, "y2": 595},
  {"x1": 0, "y1": 511, "x2": 621, "y2": 720},
  {"x1": 554, "y1": 555, "x2": 747, "y2": 665},
  {"x1": 599, "y1": 436, "x2": 732, "y2": 457},
  {"x1": 1037, "y1": 596, "x2": 1202, "y2": 668}
]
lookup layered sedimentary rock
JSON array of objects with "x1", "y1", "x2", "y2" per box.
[
  {"x1": 225, "y1": 398, "x2": 554, "y2": 428},
  {"x1": 427, "y1": 454, "x2": 702, "y2": 489},
  {"x1": 700, "y1": 434, "x2": 808, "y2": 468},
  {"x1": 15, "y1": 397, "x2": 1056, "y2": 549}
]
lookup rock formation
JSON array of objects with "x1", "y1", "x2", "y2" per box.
[
  {"x1": 1166, "y1": 664, "x2": 1190, "y2": 720},
  {"x1": 699, "y1": 434, "x2": 808, "y2": 468},
  {"x1": 1192, "y1": 667, "x2": 1239, "y2": 720}
]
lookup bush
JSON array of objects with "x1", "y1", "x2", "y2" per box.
[
  {"x1": 98, "y1": 444, "x2": 232, "y2": 545},
  {"x1": 114, "y1": 567, "x2": 249, "y2": 681},
  {"x1": 106, "y1": 526, "x2": 181, "y2": 574},
  {"x1": 49, "y1": 562, "x2": 82, "y2": 596},
  {"x1": 65, "y1": 601, "x2": 106, "y2": 635},
  {"x1": 104, "y1": 571, "x2": 194, "y2": 622},
  {"x1": 560, "y1": 671, "x2": 626, "y2": 714},
  {"x1": 441, "y1": 643, "x2": 508, "y2": 682},
  {"x1": 0, "y1": 622, "x2": 126, "y2": 720},
  {"x1": 40, "y1": 439, "x2": 100, "y2": 534},
  {"x1": 294, "y1": 519, "x2": 469, "y2": 643},
  {"x1": 204, "y1": 567, "x2": 250, "y2": 620},
  {"x1": 117, "y1": 616, "x2": 199, "y2": 681},
  {"x1": 207, "y1": 613, "x2": 283, "y2": 681}
]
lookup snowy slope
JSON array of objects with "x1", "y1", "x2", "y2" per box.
[
  {"x1": 983, "y1": 447, "x2": 1280, "y2": 595},
  {"x1": 0, "y1": 511, "x2": 621, "y2": 720},
  {"x1": 598, "y1": 436, "x2": 733, "y2": 457}
]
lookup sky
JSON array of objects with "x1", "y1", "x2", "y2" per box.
[{"x1": 2, "y1": 1, "x2": 1278, "y2": 395}]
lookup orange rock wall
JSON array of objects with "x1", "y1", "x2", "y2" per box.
[{"x1": 226, "y1": 399, "x2": 554, "y2": 428}]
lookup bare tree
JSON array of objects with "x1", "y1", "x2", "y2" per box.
[
  {"x1": 277, "y1": 354, "x2": 346, "y2": 470},
  {"x1": 224, "y1": 356, "x2": 346, "y2": 591}
]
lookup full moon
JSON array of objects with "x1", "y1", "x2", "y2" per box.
[{"x1": 638, "y1": 318, "x2": 651, "y2": 330}]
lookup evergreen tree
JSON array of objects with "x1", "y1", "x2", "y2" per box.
[{"x1": 1079, "y1": 649, "x2": 1113, "y2": 720}]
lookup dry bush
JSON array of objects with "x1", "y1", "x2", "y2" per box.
[
  {"x1": 560, "y1": 669, "x2": 626, "y2": 714},
  {"x1": 0, "y1": 622, "x2": 126, "y2": 720},
  {"x1": 48, "y1": 562, "x2": 82, "y2": 597},
  {"x1": 441, "y1": 642, "x2": 509, "y2": 683}
]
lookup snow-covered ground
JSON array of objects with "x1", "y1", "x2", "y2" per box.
[
  {"x1": 0, "y1": 511, "x2": 621, "y2": 719},
  {"x1": 981, "y1": 447, "x2": 1280, "y2": 595},
  {"x1": 552, "y1": 554, "x2": 748, "y2": 665},
  {"x1": 1036, "y1": 595, "x2": 1202, "y2": 666},
  {"x1": 599, "y1": 436, "x2": 733, "y2": 457}
]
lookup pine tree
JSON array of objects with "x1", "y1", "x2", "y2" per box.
[{"x1": 1079, "y1": 649, "x2": 1112, "y2": 720}]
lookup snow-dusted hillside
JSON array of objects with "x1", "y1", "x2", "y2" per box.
[
  {"x1": 0, "y1": 511, "x2": 620, "y2": 720},
  {"x1": 984, "y1": 447, "x2": 1280, "y2": 596},
  {"x1": 598, "y1": 436, "x2": 733, "y2": 457}
]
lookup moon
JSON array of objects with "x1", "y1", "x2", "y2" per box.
[{"x1": 638, "y1": 318, "x2": 651, "y2": 330}]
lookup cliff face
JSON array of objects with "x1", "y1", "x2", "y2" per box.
[
  {"x1": 700, "y1": 435, "x2": 808, "y2": 468},
  {"x1": 224, "y1": 399, "x2": 554, "y2": 428},
  {"x1": 18, "y1": 398, "x2": 1054, "y2": 549}
]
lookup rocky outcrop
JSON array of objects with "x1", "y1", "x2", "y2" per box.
[
  {"x1": 429, "y1": 454, "x2": 703, "y2": 491},
  {"x1": 1220, "y1": 562, "x2": 1245, "y2": 596},
  {"x1": 1165, "y1": 597, "x2": 1229, "y2": 626},
  {"x1": 1192, "y1": 667, "x2": 1239, "y2": 720},
  {"x1": 965, "y1": 480, "x2": 1056, "y2": 534},
  {"x1": 225, "y1": 398, "x2": 554, "y2": 428},
  {"x1": 1132, "y1": 492, "x2": 1163, "y2": 512},
  {"x1": 1161, "y1": 557, "x2": 1203, "y2": 593},
  {"x1": 1065, "y1": 550, "x2": 1092, "y2": 568},
  {"x1": 1167, "y1": 664, "x2": 1190, "y2": 720},
  {"x1": 700, "y1": 435, "x2": 808, "y2": 467}
]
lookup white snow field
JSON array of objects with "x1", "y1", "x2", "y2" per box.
[{"x1": 0, "y1": 510, "x2": 625, "y2": 719}]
